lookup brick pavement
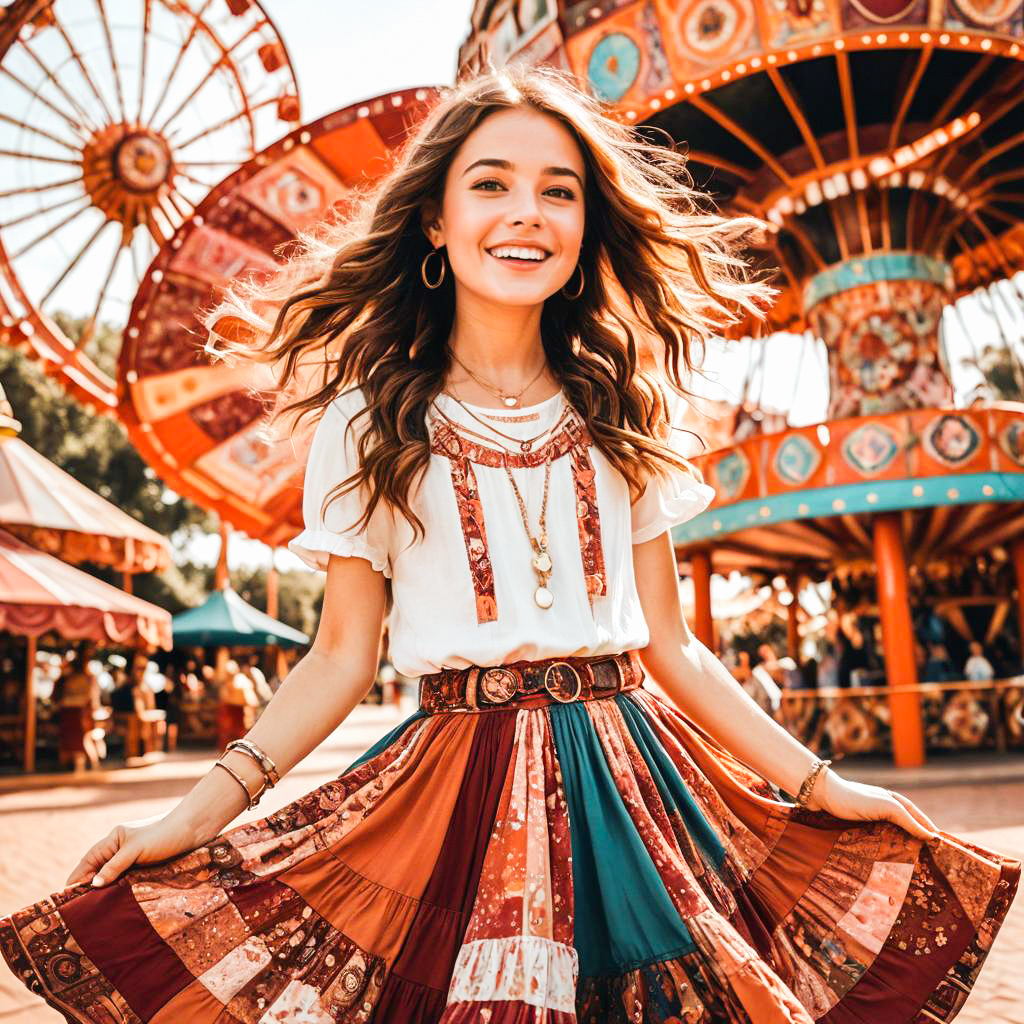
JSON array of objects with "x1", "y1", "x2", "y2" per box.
[{"x1": 0, "y1": 706, "x2": 1021, "y2": 1022}]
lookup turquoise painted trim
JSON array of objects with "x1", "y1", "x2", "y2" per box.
[
  {"x1": 672, "y1": 471, "x2": 1024, "y2": 545},
  {"x1": 803, "y1": 251, "x2": 951, "y2": 309},
  {"x1": 549, "y1": 701, "x2": 696, "y2": 976}
]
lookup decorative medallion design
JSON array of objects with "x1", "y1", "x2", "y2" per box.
[
  {"x1": 999, "y1": 422, "x2": 1024, "y2": 467},
  {"x1": 587, "y1": 31, "x2": 642, "y2": 101},
  {"x1": 773, "y1": 435, "x2": 821, "y2": 486},
  {"x1": 841, "y1": 422, "x2": 902, "y2": 476},
  {"x1": 922, "y1": 414, "x2": 981, "y2": 468},
  {"x1": 677, "y1": 0, "x2": 755, "y2": 61},
  {"x1": 711, "y1": 449, "x2": 750, "y2": 500}
]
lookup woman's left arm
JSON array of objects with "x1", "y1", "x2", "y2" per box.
[{"x1": 632, "y1": 530, "x2": 940, "y2": 841}]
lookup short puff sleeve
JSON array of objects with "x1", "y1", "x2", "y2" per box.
[
  {"x1": 630, "y1": 444, "x2": 716, "y2": 544},
  {"x1": 287, "y1": 393, "x2": 392, "y2": 576}
]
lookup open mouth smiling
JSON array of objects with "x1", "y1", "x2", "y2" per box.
[{"x1": 486, "y1": 244, "x2": 552, "y2": 264}]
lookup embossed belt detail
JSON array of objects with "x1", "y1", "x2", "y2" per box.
[{"x1": 418, "y1": 650, "x2": 643, "y2": 713}]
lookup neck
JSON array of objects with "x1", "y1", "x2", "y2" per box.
[{"x1": 448, "y1": 289, "x2": 547, "y2": 388}]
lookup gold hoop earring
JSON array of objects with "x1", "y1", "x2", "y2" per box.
[
  {"x1": 561, "y1": 263, "x2": 584, "y2": 300},
  {"x1": 421, "y1": 248, "x2": 446, "y2": 289}
]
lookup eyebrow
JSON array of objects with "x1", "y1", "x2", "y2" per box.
[{"x1": 461, "y1": 157, "x2": 584, "y2": 188}]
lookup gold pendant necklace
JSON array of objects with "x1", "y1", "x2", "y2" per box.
[
  {"x1": 503, "y1": 451, "x2": 555, "y2": 609},
  {"x1": 450, "y1": 352, "x2": 547, "y2": 408}
]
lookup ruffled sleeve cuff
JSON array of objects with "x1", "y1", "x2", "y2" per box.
[
  {"x1": 630, "y1": 475, "x2": 716, "y2": 544},
  {"x1": 287, "y1": 529, "x2": 392, "y2": 577}
]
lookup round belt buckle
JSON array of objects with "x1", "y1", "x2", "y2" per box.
[
  {"x1": 543, "y1": 661, "x2": 583, "y2": 703},
  {"x1": 480, "y1": 667, "x2": 518, "y2": 705}
]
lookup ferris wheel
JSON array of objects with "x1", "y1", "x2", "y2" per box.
[{"x1": 0, "y1": 0, "x2": 301, "y2": 408}]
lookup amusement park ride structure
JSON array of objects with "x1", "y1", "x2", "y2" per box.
[
  {"x1": 2, "y1": 0, "x2": 1024, "y2": 765},
  {"x1": 462, "y1": 0, "x2": 1024, "y2": 765}
]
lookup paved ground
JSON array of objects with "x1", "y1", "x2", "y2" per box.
[{"x1": 0, "y1": 704, "x2": 1021, "y2": 1022}]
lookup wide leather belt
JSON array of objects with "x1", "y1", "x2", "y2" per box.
[{"x1": 418, "y1": 650, "x2": 644, "y2": 713}]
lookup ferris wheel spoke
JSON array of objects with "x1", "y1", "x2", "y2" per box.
[
  {"x1": 144, "y1": 0, "x2": 217, "y2": 129},
  {"x1": 136, "y1": 0, "x2": 152, "y2": 125},
  {"x1": 0, "y1": 191, "x2": 85, "y2": 231},
  {"x1": 0, "y1": 110, "x2": 81, "y2": 154},
  {"x1": 9, "y1": 200, "x2": 93, "y2": 259},
  {"x1": 38, "y1": 217, "x2": 112, "y2": 309},
  {"x1": 154, "y1": 22, "x2": 263, "y2": 137},
  {"x1": 0, "y1": 175, "x2": 83, "y2": 200},
  {"x1": 172, "y1": 167, "x2": 217, "y2": 191},
  {"x1": 78, "y1": 236, "x2": 127, "y2": 349},
  {"x1": 179, "y1": 158, "x2": 245, "y2": 168},
  {"x1": 0, "y1": 67, "x2": 91, "y2": 142},
  {"x1": 94, "y1": 0, "x2": 128, "y2": 125},
  {"x1": 51, "y1": 16, "x2": 116, "y2": 126},
  {"x1": 17, "y1": 38, "x2": 102, "y2": 135},
  {"x1": 169, "y1": 96, "x2": 281, "y2": 151},
  {"x1": 163, "y1": 188, "x2": 192, "y2": 223},
  {"x1": 0, "y1": 148, "x2": 81, "y2": 167}
]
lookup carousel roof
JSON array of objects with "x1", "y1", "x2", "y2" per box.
[
  {"x1": 0, "y1": 527, "x2": 171, "y2": 648},
  {"x1": 462, "y1": 1, "x2": 1024, "y2": 336},
  {"x1": 118, "y1": 87, "x2": 440, "y2": 544},
  {"x1": 170, "y1": 586, "x2": 308, "y2": 648},
  {"x1": 0, "y1": 425, "x2": 171, "y2": 574}
]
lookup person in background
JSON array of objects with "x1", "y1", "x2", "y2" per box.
[
  {"x1": 964, "y1": 641, "x2": 995, "y2": 682},
  {"x1": 53, "y1": 641, "x2": 103, "y2": 772},
  {"x1": 153, "y1": 673, "x2": 183, "y2": 753},
  {"x1": 216, "y1": 658, "x2": 260, "y2": 749}
]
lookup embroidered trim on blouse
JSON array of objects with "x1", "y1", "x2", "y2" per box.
[{"x1": 428, "y1": 410, "x2": 607, "y2": 624}]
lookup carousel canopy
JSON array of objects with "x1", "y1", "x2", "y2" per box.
[
  {"x1": 0, "y1": 417, "x2": 172, "y2": 575},
  {"x1": 0, "y1": 527, "x2": 172, "y2": 649},
  {"x1": 171, "y1": 587, "x2": 309, "y2": 648}
]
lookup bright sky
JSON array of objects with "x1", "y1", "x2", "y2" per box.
[{"x1": 155, "y1": 3, "x2": 1023, "y2": 570}]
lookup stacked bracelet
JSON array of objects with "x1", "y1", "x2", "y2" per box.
[
  {"x1": 795, "y1": 757, "x2": 832, "y2": 808},
  {"x1": 213, "y1": 738, "x2": 281, "y2": 811}
]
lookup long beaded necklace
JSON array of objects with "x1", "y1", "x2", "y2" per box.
[
  {"x1": 450, "y1": 351, "x2": 547, "y2": 408},
  {"x1": 503, "y1": 449, "x2": 555, "y2": 608}
]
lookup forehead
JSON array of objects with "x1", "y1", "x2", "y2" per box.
[{"x1": 453, "y1": 107, "x2": 585, "y2": 174}]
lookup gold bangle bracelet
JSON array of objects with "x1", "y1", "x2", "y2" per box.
[
  {"x1": 213, "y1": 759, "x2": 265, "y2": 810},
  {"x1": 795, "y1": 758, "x2": 832, "y2": 807},
  {"x1": 225, "y1": 738, "x2": 280, "y2": 787}
]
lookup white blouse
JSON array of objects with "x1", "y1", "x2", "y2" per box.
[{"x1": 288, "y1": 386, "x2": 715, "y2": 677}]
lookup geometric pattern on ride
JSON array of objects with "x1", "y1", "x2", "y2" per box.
[{"x1": 118, "y1": 89, "x2": 439, "y2": 543}]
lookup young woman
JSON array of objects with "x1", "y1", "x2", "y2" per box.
[{"x1": 1, "y1": 66, "x2": 1018, "y2": 1024}]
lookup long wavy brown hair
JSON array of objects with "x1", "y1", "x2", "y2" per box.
[{"x1": 205, "y1": 64, "x2": 774, "y2": 542}]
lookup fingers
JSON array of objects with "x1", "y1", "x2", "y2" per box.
[
  {"x1": 65, "y1": 831, "x2": 121, "y2": 887},
  {"x1": 65, "y1": 827, "x2": 130, "y2": 888},
  {"x1": 885, "y1": 793, "x2": 937, "y2": 841},
  {"x1": 890, "y1": 790, "x2": 940, "y2": 835},
  {"x1": 91, "y1": 839, "x2": 140, "y2": 888}
]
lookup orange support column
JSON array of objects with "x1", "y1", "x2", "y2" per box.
[
  {"x1": 872, "y1": 511, "x2": 925, "y2": 767},
  {"x1": 1011, "y1": 536, "x2": 1024, "y2": 650},
  {"x1": 691, "y1": 548, "x2": 714, "y2": 648},
  {"x1": 785, "y1": 575, "x2": 801, "y2": 660}
]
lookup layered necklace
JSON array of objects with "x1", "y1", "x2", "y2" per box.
[
  {"x1": 431, "y1": 393, "x2": 572, "y2": 609},
  {"x1": 450, "y1": 351, "x2": 547, "y2": 409}
]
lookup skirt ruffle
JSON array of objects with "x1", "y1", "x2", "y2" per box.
[{"x1": 1, "y1": 686, "x2": 1019, "y2": 1023}]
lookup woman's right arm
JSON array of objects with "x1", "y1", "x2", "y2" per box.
[{"x1": 67, "y1": 552, "x2": 388, "y2": 887}]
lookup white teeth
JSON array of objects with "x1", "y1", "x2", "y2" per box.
[{"x1": 489, "y1": 245, "x2": 548, "y2": 261}]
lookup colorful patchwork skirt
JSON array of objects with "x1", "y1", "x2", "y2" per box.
[{"x1": 1, "y1": 676, "x2": 1019, "y2": 1023}]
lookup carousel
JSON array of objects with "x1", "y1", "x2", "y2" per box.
[{"x1": 462, "y1": 0, "x2": 1024, "y2": 764}]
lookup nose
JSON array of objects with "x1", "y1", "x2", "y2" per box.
[{"x1": 506, "y1": 184, "x2": 543, "y2": 228}]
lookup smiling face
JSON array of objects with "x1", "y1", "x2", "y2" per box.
[{"x1": 423, "y1": 107, "x2": 587, "y2": 308}]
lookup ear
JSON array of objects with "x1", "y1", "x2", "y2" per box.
[{"x1": 421, "y1": 201, "x2": 444, "y2": 248}]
